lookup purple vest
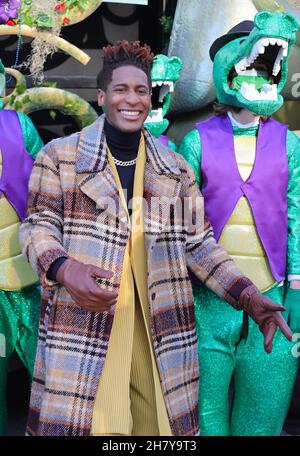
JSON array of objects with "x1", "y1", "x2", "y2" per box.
[
  {"x1": 0, "y1": 110, "x2": 34, "y2": 221},
  {"x1": 196, "y1": 115, "x2": 288, "y2": 282}
]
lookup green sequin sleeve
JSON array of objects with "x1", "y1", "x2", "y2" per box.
[
  {"x1": 168, "y1": 139, "x2": 177, "y2": 152},
  {"x1": 17, "y1": 111, "x2": 44, "y2": 159},
  {"x1": 286, "y1": 130, "x2": 300, "y2": 275},
  {"x1": 178, "y1": 128, "x2": 202, "y2": 187}
]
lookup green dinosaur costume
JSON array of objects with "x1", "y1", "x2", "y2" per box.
[
  {"x1": 0, "y1": 60, "x2": 43, "y2": 435},
  {"x1": 179, "y1": 11, "x2": 300, "y2": 436},
  {"x1": 144, "y1": 54, "x2": 182, "y2": 151}
]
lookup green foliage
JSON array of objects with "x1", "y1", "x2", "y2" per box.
[
  {"x1": 49, "y1": 109, "x2": 57, "y2": 120},
  {"x1": 20, "y1": 1, "x2": 55, "y2": 28},
  {"x1": 22, "y1": 95, "x2": 32, "y2": 104},
  {"x1": 41, "y1": 80, "x2": 58, "y2": 88},
  {"x1": 35, "y1": 14, "x2": 54, "y2": 28},
  {"x1": 13, "y1": 100, "x2": 23, "y2": 111},
  {"x1": 66, "y1": 0, "x2": 90, "y2": 13},
  {"x1": 63, "y1": 99, "x2": 83, "y2": 114},
  {"x1": 19, "y1": 0, "x2": 90, "y2": 27},
  {"x1": 20, "y1": 0, "x2": 36, "y2": 27},
  {"x1": 16, "y1": 82, "x2": 27, "y2": 95},
  {"x1": 159, "y1": 16, "x2": 173, "y2": 36},
  {"x1": 6, "y1": 93, "x2": 16, "y2": 107}
]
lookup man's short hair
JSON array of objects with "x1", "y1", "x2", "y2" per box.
[{"x1": 97, "y1": 40, "x2": 154, "y2": 92}]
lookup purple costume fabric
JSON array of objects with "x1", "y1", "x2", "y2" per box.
[
  {"x1": 0, "y1": 110, "x2": 34, "y2": 221},
  {"x1": 196, "y1": 115, "x2": 288, "y2": 282},
  {"x1": 159, "y1": 134, "x2": 169, "y2": 147}
]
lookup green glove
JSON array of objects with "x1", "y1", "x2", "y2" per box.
[{"x1": 283, "y1": 288, "x2": 300, "y2": 333}]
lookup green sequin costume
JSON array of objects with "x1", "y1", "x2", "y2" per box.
[
  {"x1": 0, "y1": 111, "x2": 43, "y2": 435},
  {"x1": 179, "y1": 125, "x2": 300, "y2": 435},
  {"x1": 178, "y1": 12, "x2": 300, "y2": 435}
]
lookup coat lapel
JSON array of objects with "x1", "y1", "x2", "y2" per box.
[
  {"x1": 143, "y1": 128, "x2": 181, "y2": 249},
  {"x1": 76, "y1": 114, "x2": 128, "y2": 227}
]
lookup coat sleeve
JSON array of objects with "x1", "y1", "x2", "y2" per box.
[
  {"x1": 176, "y1": 154, "x2": 252, "y2": 308},
  {"x1": 19, "y1": 140, "x2": 69, "y2": 290},
  {"x1": 286, "y1": 130, "x2": 300, "y2": 277}
]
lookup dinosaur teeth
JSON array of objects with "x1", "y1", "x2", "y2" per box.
[
  {"x1": 234, "y1": 37, "x2": 289, "y2": 76},
  {"x1": 152, "y1": 81, "x2": 174, "y2": 93},
  {"x1": 272, "y1": 47, "x2": 284, "y2": 76},
  {"x1": 240, "y1": 82, "x2": 257, "y2": 100},
  {"x1": 277, "y1": 38, "x2": 288, "y2": 48},
  {"x1": 152, "y1": 81, "x2": 163, "y2": 88},
  {"x1": 167, "y1": 81, "x2": 174, "y2": 92},
  {"x1": 145, "y1": 108, "x2": 163, "y2": 124},
  {"x1": 235, "y1": 58, "x2": 248, "y2": 74},
  {"x1": 240, "y1": 82, "x2": 278, "y2": 101},
  {"x1": 248, "y1": 42, "x2": 260, "y2": 63},
  {"x1": 159, "y1": 84, "x2": 170, "y2": 102}
]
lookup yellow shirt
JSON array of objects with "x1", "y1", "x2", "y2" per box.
[
  {"x1": 91, "y1": 136, "x2": 171, "y2": 436},
  {"x1": 218, "y1": 135, "x2": 276, "y2": 292}
]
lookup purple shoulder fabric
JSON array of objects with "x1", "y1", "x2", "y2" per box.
[
  {"x1": 158, "y1": 134, "x2": 169, "y2": 147},
  {"x1": 0, "y1": 110, "x2": 34, "y2": 220}
]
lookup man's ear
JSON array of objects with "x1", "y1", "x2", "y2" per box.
[{"x1": 97, "y1": 89, "x2": 105, "y2": 107}]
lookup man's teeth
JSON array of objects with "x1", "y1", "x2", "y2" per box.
[
  {"x1": 234, "y1": 37, "x2": 289, "y2": 76},
  {"x1": 152, "y1": 80, "x2": 174, "y2": 92},
  {"x1": 121, "y1": 110, "x2": 140, "y2": 116},
  {"x1": 145, "y1": 108, "x2": 163, "y2": 124},
  {"x1": 240, "y1": 82, "x2": 278, "y2": 101}
]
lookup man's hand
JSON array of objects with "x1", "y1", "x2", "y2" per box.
[
  {"x1": 283, "y1": 287, "x2": 300, "y2": 334},
  {"x1": 56, "y1": 258, "x2": 118, "y2": 312},
  {"x1": 238, "y1": 285, "x2": 293, "y2": 353}
]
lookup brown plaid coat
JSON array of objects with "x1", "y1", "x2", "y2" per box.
[{"x1": 20, "y1": 115, "x2": 248, "y2": 436}]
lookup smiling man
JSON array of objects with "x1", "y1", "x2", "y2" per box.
[{"x1": 20, "y1": 40, "x2": 293, "y2": 436}]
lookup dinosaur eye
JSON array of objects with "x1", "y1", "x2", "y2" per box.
[{"x1": 239, "y1": 39, "x2": 246, "y2": 44}]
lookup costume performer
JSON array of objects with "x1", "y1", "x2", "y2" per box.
[
  {"x1": 179, "y1": 11, "x2": 300, "y2": 436},
  {"x1": 0, "y1": 59, "x2": 43, "y2": 435},
  {"x1": 144, "y1": 53, "x2": 182, "y2": 150}
]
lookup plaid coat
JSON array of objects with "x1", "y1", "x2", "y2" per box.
[{"x1": 20, "y1": 115, "x2": 249, "y2": 436}]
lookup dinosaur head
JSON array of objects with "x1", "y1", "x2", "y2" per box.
[
  {"x1": 145, "y1": 54, "x2": 182, "y2": 137},
  {"x1": 212, "y1": 11, "x2": 299, "y2": 116}
]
